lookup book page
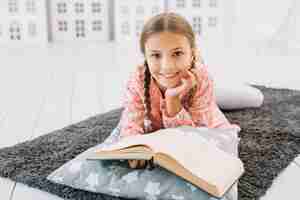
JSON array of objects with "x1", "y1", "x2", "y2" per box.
[
  {"x1": 90, "y1": 129, "x2": 182, "y2": 160},
  {"x1": 152, "y1": 130, "x2": 244, "y2": 196},
  {"x1": 99, "y1": 128, "x2": 183, "y2": 152},
  {"x1": 88, "y1": 152, "x2": 153, "y2": 160},
  {"x1": 99, "y1": 134, "x2": 153, "y2": 151}
]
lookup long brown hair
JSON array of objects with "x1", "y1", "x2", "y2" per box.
[{"x1": 140, "y1": 12, "x2": 198, "y2": 133}]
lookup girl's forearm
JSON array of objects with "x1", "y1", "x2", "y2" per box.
[{"x1": 165, "y1": 95, "x2": 182, "y2": 117}]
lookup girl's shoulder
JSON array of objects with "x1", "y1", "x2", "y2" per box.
[
  {"x1": 125, "y1": 64, "x2": 146, "y2": 93},
  {"x1": 130, "y1": 64, "x2": 145, "y2": 84}
]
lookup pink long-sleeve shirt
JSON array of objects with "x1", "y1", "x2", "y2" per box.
[{"x1": 119, "y1": 63, "x2": 240, "y2": 138}]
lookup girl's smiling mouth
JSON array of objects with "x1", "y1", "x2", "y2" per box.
[{"x1": 160, "y1": 72, "x2": 180, "y2": 79}]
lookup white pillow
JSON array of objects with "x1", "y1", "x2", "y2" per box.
[
  {"x1": 214, "y1": 81, "x2": 264, "y2": 110},
  {"x1": 47, "y1": 125, "x2": 238, "y2": 200}
]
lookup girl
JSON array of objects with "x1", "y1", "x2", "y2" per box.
[{"x1": 118, "y1": 13, "x2": 240, "y2": 169}]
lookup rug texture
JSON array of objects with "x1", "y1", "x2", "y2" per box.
[{"x1": 0, "y1": 85, "x2": 300, "y2": 200}]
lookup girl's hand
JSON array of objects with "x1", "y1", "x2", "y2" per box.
[
  {"x1": 128, "y1": 159, "x2": 147, "y2": 169},
  {"x1": 165, "y1": 68, "x2": 198, "y2": 98}
]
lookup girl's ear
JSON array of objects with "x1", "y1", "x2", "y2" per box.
[
  {"x1": 191, "y1": 48, "x2": 197, "y2": 65},
  {"x1": 192, "y1": 48, "x2": 204, "y2": 65},
  {"x1": 192, "y1": 48, "x2": 199, "y2": 58}
]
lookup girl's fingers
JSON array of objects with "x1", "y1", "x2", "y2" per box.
[
  {"x1": 180, "y1": 70, "x2": 196, "y2": 90},
  {"x1": 186, "y1": 70, "x2": 197, "y2": 87},
  {"x1": 128, "y1": 160, "x2": 147, "y2": 169},
  {"x1": 128, "y1": 160, "x2": 138, "y2": 168},
  {"x1": 180, "y1": 69, "x2": 190, "y2": 79},
  {"x1": 165, "y1": 68, "x2": 198, "y2": 98},
  {"x1": 138, "y1": 160, "x2": 147, "y2": 168}
]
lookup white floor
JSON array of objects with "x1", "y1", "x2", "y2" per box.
[{"x1": 0, "y1": 41, "x2": 299, "y2": 200}]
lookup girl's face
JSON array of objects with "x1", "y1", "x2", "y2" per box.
[{"x1": 144, "y1": 31, "x2": 194, "y2": 91}]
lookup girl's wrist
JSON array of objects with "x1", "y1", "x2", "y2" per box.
[{"x1": 165, "y1": 95, "x2": 182, "y2": 117}]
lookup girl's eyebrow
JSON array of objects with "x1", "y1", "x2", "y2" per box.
[
  {"x1": 172, "y1": 47, "x2": 183, "y2": 51},
  {"x1": 150, "y1": 47, "x2": 183, "y2": 52}
]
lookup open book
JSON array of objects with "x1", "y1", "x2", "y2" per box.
[{"x1": 87, "y1": 127, "x2": 244, "y2": 198}]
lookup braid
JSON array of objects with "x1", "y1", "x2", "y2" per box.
[
  {"x1": 143, "y1": 61, "x2": 152, "y2": 133},
  {"x1": 186, "y1": 57, "x2": 198, "y2": 107}
]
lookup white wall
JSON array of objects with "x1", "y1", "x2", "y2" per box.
[
  {"x1": 233, "y1": 0, "x2": 293, "y2": 43},
  {"x1": 1, "y1": 0, "x2": 300, "y2": 99}
]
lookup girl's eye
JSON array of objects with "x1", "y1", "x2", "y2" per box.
[
  {"x1": 151, "y1": 53, "x2": 161, "y2": 59},
  {"x1": 174, "y1": 51, "x2": 184, "y2": 57}
]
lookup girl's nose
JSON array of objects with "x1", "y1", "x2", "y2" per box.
[{"x1": 161, "y1": 57, "x2": 175, "y2": 74}]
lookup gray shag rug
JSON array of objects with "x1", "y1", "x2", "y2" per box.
[{"x1": 0, "y1": 85, "x2": 300, "y2": 200}]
